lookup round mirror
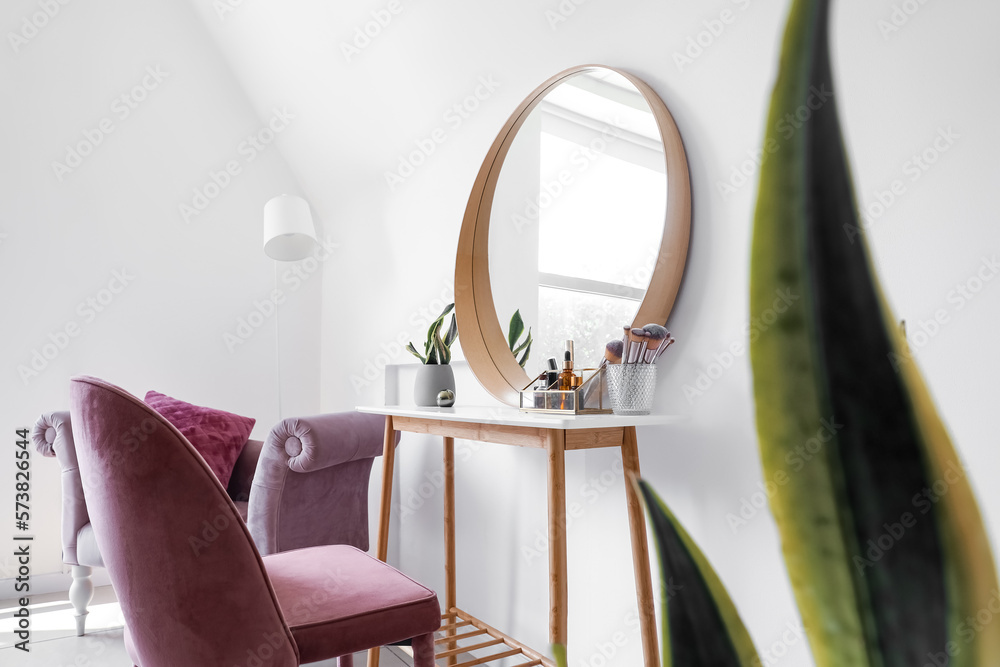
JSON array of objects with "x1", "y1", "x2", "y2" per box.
[{"x1": 456, "y1": 65, "x2": 691, "y2": 406}]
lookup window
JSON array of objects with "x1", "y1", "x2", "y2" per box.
[{"x1": 531, "y1": 76, "x2": 666, "y2": 368}]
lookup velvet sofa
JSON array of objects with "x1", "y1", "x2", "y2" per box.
[{"x1": 32, "y1": 409, "x2": 396, "y2": 636}]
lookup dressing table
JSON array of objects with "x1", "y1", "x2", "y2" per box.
[
  {"x1": 359, "y1": 406, "x2": 681, "y2": 667},
  {"x1": 366, "y1": 63, "x2": 690, "y2": 667}
]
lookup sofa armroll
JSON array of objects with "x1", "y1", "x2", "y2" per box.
[
  {"x1": 32, "y1": 412, "x2": 88, "y2": 565},
  {"x1": 249, "y1": 412, "x2": 397, "y2": 555}
]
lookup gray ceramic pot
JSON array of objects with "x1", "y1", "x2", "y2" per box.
[{"x1": 414, "y1": 364, "x2": 456, "y2": 407}]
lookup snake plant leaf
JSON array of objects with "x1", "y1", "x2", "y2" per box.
[
  {"x1": 750, "y1": 1, "x2": 1000, "y2": 666},
  {"x1": 638, "y1": 479, "x2": 760, "y2": 667},
  {"x1": 425, "y1": 317, "x2": 444, "y2": 355},
  {"x1": 515, "y1": 330, "x2": 532, "y2": 368},
  {"x1": 552, "y1": 644, "x2": 567, "y2": 667},
  {"x1": 511, "y1": 327, "x2": 531, "y2": 355},
  {"x1": 438, "y1": 332, "x2": 451, "y2": 365},
  {"x1": 425, "y1": 345, "x2": 439, "y2": 365},
  {"x1": 508, "y1": 309, "x2": 525, "y2": 350},
  {"x1": 444, "y1": 313, "x2": 459, "y2": 347},
  {"x1": 436, "y1": 302, "x2": 455, "y2": 322},
  {"x1": 405, "y1": 342, "x2": 426, "y2": 364}
]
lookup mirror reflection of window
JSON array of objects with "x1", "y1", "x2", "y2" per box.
[
  {"x1": 535, "y1": 73, "x2": 666, "y2": 369},
  {"x1": 489, "y1": 70, "x2": 667, "y2": 374}
]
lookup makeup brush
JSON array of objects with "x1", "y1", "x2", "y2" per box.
[
  {"x1": 602, "y1": 339, "x2": 624, "y2": 367},
  {"x1": 653, "y1": 336, "x2": 676, "y2": 363},
  {"x1": 627, "y1": 328, "x2": 645, "y2": 364},
  {"x1": 636, "y1": 330, "x2": 652, "y2": 364},
  {"x1": 641, "y1": 324, "x2": 669, "y2": 363}
]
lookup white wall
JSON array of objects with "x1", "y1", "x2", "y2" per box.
[
  {"x1": 4, "y1": 1, "x2": 999, "y2": 665},
  {"x1": 0, "y1": 0, "x2": 320, "y2": 579}
]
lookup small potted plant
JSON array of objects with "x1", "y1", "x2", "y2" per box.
[{"x1": 407, "y1": 303, "x2": 459, "y2": 406}]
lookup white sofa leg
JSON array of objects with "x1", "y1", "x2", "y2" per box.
[{"x1": 69, "y1": 566, "x2": 94, "y2": 636}]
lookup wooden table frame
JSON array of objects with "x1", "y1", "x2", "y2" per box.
[{"x1": 365, "y1": 413, "x2": 659, "y2": 667}]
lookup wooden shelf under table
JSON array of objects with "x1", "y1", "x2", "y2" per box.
[{"x1": 434, "y1": 608, "x2": 551, "y2": 667}]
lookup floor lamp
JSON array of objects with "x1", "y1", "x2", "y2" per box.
[{"x1": 263, "y1": 194, "x2": 318, "y2": 419}]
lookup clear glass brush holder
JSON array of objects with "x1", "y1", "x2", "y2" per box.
[{"x1": 606, "y1": 365, "x2": 657, "y2": 416}]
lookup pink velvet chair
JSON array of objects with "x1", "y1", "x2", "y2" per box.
[
  {"x1": 33, "y1": 407, "x2": 396, "y2": 636},
  {"x1": 68, "y1": 375, "x2": 440, "y2": 667}
]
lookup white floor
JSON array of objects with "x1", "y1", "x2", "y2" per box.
[{"x1": 0, "y1": 586, "x2": 412, "y2": 665}]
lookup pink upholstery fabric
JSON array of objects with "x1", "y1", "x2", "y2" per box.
[
  {"x1": 264, "y1": 546, "x2": 440, "y2": 664},
  {"x1": 32, "y1": 412, "x2": 87, "y2": 566},
  {"x1": 69, "y1": 375, "x2": 441, "y2": 666},
  {"x1": 250, "y1": 413, "x2": 397, "y2": 555},
  {"x1": 71, "y1": 376, "x2": 299, "y2": 667},
  {"x1": 144, "y1": 390, "x2": 255, "y2": 488}
]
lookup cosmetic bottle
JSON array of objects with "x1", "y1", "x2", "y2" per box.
[
  {"x1": 545, "y1": 357, "x2": 560, "y2": 390},
  {"x1": 558, "y1": 341, "x2": 576, "y2": 391}
]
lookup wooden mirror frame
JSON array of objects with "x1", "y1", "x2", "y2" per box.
[{"x1": 455, "y1": 64, "x2": 692, "y2": 406}]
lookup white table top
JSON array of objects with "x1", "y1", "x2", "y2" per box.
[{"x1": 356, "y1": 405, "x2": 682, "y2": 430}]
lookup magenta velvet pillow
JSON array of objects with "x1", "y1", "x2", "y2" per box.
[{"x1": 144, "y1": 390, "x2": 255, "y2": 488}]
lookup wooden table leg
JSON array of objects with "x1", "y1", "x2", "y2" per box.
[
  {"x1": 369, "y1": 416, "x2": 397, "y2": 667},
  {"x1": 546, "y1": 430, "x2": 568, "y2": 653},
  {"x1": 443, "y1": 436, "x2": 457, "y2": 666},
  {"x1": 622, "y1": 426, "x2": 659, "y2": 667}
]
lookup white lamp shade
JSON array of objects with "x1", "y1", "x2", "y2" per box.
[{"x1": 263, "y1": 195, "x2": 318, "y2": 260}]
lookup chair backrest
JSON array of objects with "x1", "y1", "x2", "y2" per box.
[{"x1": 69, "y1": 375, "x2": 299, "y2": 667}]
